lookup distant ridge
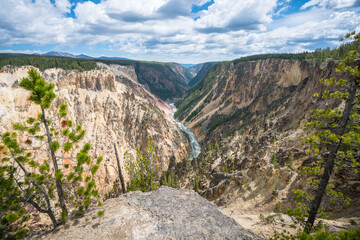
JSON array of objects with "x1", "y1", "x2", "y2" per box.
[
  {"x1": 98, "y1": 56, "x2": 131, "y2": 60},
  {"x1": 76, "y1": 54, "x2": 93, "y2": 59},
  {"x1": 43, "y1": 51, "x2": 78, "y2": 58},
  {"x1": 42, "y1": 51, "x2": 130, "y2": 60}
]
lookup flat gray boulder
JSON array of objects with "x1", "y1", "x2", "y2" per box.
[{"x1": 35, "y1": 186, "x2": 261, "y2": 240}]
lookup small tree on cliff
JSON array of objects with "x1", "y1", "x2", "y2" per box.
[
  {"x1": 124, "y1": 137, "x2": 160, "y2": 192},
  {"x1": 0, "y1": 69, "x2": 103, "y2": 238},
  {"x1": 283, "y1": 31, "x2": 360, "y2": 236}
]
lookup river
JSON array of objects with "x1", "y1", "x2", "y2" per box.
[{"x1": 169, "y1": 104, "x2": 201, "y2": 160}]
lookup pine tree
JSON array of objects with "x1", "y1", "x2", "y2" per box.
[
  {"x1": 303, "y1": 31, "x2": 360, "y2": 233},
  {"x1": 284, "y1": 31, "x2": 360, "y2": 235},
  {"x1": 124, "y1": 137, "x2": 160, "y2": 192},
  {"x1": 19, "y1": 69, "x2": 68, "y2": 216},
  {"x1": 0, "y1": 69, "x2": 103, "y2": 238}
]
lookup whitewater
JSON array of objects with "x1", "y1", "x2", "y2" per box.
[{"x1": 169, "y1": 104, "x2": 201, "y2": 160}]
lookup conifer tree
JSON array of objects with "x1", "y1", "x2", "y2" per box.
[
  {"x1": 0, "y1": 69, "x2": 102, "y2": 238},
  {"x1": 303, "y1": 31, "x2": 360, "y2": 233},
  {"x1": 124, "y1": 137, "x2": 160, "y2": 192},
  {"x1": 18, "y1": 69, "x2": 68, "y2": 216},
  {"x1": 284, "y1": 31, "x2": 360, "y2": 235}
]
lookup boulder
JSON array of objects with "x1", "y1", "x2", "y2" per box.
[{"x1": 35, "y1": 187, "x2": 261, "y2": 240}]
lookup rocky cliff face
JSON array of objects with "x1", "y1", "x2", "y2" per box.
[
  {"x1": 188, "y1": 62, "x2": 216, "y2": 87},
  {"x1": 34, "y1": 187, "x2": 260, "y2": 240},
  {"x1": 134, "y1": 62, "x2": 191, "y2": 101},
  {"x1": 170, "y1": 63, "x2": 195, "y2": 83},
  {"x1": 176, "y1": 59, "x2": 340, "y2": 142},
  {"x1": 174, "y1": 58, "x2": 360, "y2": 218},
  {"x1": 0, "y1": 64, "x2": 191, "y2": 195}
]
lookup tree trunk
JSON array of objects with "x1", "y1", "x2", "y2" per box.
[
  {"x1": 27, "y1": 198, "x2": 57, "y2": 228},
  {"x1": 114, "y1": 143, "x2": 126, "y2": 194},
  {"x1": 304, "y1": 81, "x2": 358, "y2": 233},
  {"x1": 41, "y1": 108, "x2": 68, "y2": 216}
]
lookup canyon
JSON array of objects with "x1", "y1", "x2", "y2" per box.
[
  {"x1": 174, "y1": 58, "x2": 360, "y2": 236},
  {"x1": 0, "y1": 54, "x2": 359, "y2": 239}
]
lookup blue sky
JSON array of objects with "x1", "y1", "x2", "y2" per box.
[{"x1": 0, "y1": 0, "x2": 359, "y2": 63}]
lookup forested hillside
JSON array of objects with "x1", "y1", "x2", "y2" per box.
[{"x1": 0, "y1": 54, "x2": 99, "y2": 71}]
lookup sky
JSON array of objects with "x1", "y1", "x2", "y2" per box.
[{"x1": 0, "y1": 0, "x2": 359, "y2": 64}]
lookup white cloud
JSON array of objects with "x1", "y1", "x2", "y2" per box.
[
  {"x1": 195, "y1": 0, "x2": 277, "y2": 32},
  {"x1": 55, "y1": 0, "x2": 72, "y2": 14},
  {"x1": 0, "y1": 0, "x2": 359, "y2": 63},
  {"x1": 0, "y1": 49, "x2": 45, "y2": 54},
  {"x1": 0, "y1": 0, "x2": 75, "y2": 45},
  {"x1": 194, "y1": 0, "x2": 211, "y2": 5},
  {"x1": 301, "y1": 0, "x2": 357, "y2": 9}
]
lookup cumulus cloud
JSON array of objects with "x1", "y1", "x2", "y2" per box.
[
  {"x1": 0, "y1": 0, "x2": 75, "y2": 46},
  {"x1": 0, "y1": 0, "x2": 359, "y2": 63},
  {"x1": 195, "y1": 0, "x2": 277, "y2": 32},
  {"x1": 55, "y1": 0, "x2": 72, "y2": 14}
]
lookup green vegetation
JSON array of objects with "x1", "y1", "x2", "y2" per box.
[
  {"x1": 0, "y1": 54, "x2": 191, "y2": 101},
  {"x1": 175, "y1": 64, "x2": 222, "y2": 120},
  {"x1": 174, "y1": 89, "x2": 203, "y2": 120},
  {"x1": 232, "y1": 52, "x2": 309, "y2": 64},
  {"x1": 271, "y1": 226, "x2": 360, "y2": 240},
  {"x1": 193, "y1": 174, "x2": 201, "y2": 192},
  {"x1": 175, "y1": 37, "x2": 360, "y2": 132},
  {"x1": 271, "y1": 153, "x2": 279, "y2": 168},
  {"x1": 185, "y1": 104, "x2": 205, "y2": 122},
  {"x1": 188, "y1": 62, "x2": 216, "y2": 87},
  {"x1": 0, "y1": 54, "x2": 98, "y2": 71},
  {"x1": 278, "y1": 31, "x2": 360, "y2": 238},
  {"x1": 133, "y1": 61, "x2": 190, "y2": 100},
  {"x1": 161, "y1": 171, "x2": 179, "y2": 189},
  {"x1": 232, "y1": 38, "x2": 360, "y2": 64},
  {"x1": 0, "y1": 70, "x2": 102, "y2": 239},
  {"x1": 124, "y1": 137, "x2": 160, "y2": 192},
  {"x1": 308, "y1": 38, "x2": 360, "y2": 63}
]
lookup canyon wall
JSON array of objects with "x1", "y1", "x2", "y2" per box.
[
  {"x1": 176, "y1": 59, "x2": 340, "y2": 142},
  {"x1": 0, "y1": 64, "x2": 191, "y2": 195},
  {"x1": 175, "y1": 58, "x2": 359, "y2": 217}
]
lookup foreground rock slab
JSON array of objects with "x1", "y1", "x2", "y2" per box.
[{"x1": 34, "y1": 187, "x2": 261, "y2": 240}]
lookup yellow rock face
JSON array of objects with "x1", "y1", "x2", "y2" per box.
[{"x1": 0, "y1": 65, "x2": 191, "y2": 195}]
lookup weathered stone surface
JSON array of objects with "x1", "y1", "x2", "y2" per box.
[{"x1": 34, "y1": 187, "x2": 261, "y2": 240}]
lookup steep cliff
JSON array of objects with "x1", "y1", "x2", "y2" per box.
[
  {"x1": 134, "y1": 62, "x2": 191, "y2": 101},
  {"x1": 0, "y1": 64, "x2": 192, "y2": 195},
  {"x1": 188, "y1": 62, "x2": 216, "y2": 87},
  {"x1": 174, "y1": 58, "x2": 360, "y2": 219},
  {"x1": 176, "y1": 59, "x2": 338, "y2": 142},
  {"x1": 170, "y1": 63, "x2": 195, "y2": 83}
]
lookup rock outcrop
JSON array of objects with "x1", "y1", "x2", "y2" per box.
[
  {"x1": 0, "y1": 65, "x2": 191, "y2": 195},
  {"x1": 34, "y1": 187, "x2": 261, "y2": 240}
]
